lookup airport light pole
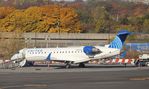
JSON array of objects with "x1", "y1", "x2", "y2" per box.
[
  {"x1": 54, "y1": 0, "x2": 61, "y2": 47},
  {"x1": 35, "y1": 32, "x2": 37, "y2": 47},
  {"x1": 108, "y1": 15, "x2": 111, "y2": 44},
  {"x1": 54, "y1": 0, "x2": 66, "y2": 47},
  {"x1": 54, "y1": 0, "x2": 61, "y2": 35}
]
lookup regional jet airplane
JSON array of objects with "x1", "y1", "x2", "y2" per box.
[{"x1": 11, "y1": 30, "x2": 131, "y2": 68}]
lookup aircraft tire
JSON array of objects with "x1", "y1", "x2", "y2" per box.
[
  {"x1": 65, "y1": 64, "x2": 71, "y2": 69},
  {"x1": 79, "y1": 63, "x2": 85, "y2": 68},
  {"x1": 27, "y1": 61, "x2": 34, "y2": 66}
]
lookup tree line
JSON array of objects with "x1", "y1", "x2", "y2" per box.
[{"x1": 0, "y1": 0, "x2": 149, "y2": 33}]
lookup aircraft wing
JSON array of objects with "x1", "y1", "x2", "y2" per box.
[
  {"x1": 51, "y1": 55, "x2": 90, "y2": 64},
  {"x1": 91, "y1": 49, "x2": 120, "y2": 60}
]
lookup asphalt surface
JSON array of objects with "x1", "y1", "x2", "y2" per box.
[{"x1": 0, "y1": 65, "x2": 149, "y2": 89}]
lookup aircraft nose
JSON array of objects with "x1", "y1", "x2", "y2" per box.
[{"x1": 11, "y1": 52, "x2": 25, "y2": 61}]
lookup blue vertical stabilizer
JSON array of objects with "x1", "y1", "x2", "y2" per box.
[{"x1": 109, "y1": 30, "x2": 131, "y2": 49}]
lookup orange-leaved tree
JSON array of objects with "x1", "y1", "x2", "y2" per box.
[
  {"x1": 0, "y1": 7, "x2": 15, "y2": 19},
  {"x1": 0, "y1": 5, "x2": 82, "y2": 33}
]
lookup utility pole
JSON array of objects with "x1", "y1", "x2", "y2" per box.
[{"x1": 35, "y1": 32, "x2": 37, "y2": 47}]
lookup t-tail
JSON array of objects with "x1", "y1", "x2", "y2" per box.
[{"x1": 108, "y1": 30, "x2": 131, "y2": 49}]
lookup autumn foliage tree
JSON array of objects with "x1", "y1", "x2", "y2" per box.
[
  {"x1": 0, "y1": 0, "x2": 149, "y2": 33},
  {"x1": 0, "y1": 7, "x2": 15, "y2": 19},
  {"x1": 0, "y1": 5, "x2": 82, "y2": 33}
]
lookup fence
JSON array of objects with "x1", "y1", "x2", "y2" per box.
[
  {"x1": 0, "y1": 32, "x2": 116, "y2": 48},
  {"x1": 126, "y1": 43, "x2": 149, "y2": 53}
]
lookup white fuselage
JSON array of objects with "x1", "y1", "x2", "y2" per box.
[
  {"x1": 25, "y1": 47, "x2": 89, "y2": 63},
  {"x1": 22, "y1": 46, "x2": 120, "y2": 64}
]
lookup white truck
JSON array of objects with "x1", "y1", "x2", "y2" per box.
[{"x1": 137, "y1": 54, "x2": 149, "y2": 66}]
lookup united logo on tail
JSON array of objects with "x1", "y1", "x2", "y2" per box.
[{"x1": 109, "y1": 30, "x2": 131, "y2": 49}]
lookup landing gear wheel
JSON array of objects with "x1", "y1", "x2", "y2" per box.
[
  {"x1": 65, "y1": 64, "x2": 71, "y2": 69},
  {"x1": 65, "y1": 62, "x2": 72, "y2": 69},
  {"x1": 19, "y1": 59, "x2": 27, "y2": 67},
  {"x1": 27, "y1": 61, "x2": 34, "y2": 66},
  {"x1": 79, "y1": 63, "x2": 85, "y2": 68}
]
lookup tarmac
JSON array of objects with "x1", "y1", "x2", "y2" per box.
[{"x1": 0, "y1": 64, "x2": 149, "y2": 89}]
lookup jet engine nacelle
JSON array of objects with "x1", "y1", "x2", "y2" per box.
[{"x1": 83, "y1": 46, "x2": 101, "y2": 57}]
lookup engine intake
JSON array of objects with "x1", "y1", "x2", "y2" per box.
[{"x1": 83, "y1": 46, "x2": 102, "y2": 56}]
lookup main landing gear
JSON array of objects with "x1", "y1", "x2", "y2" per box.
[
  {"x1": 79, "y1": 63, "x2": 85, "y2": 68},
  {"x1": 65, "y1": 61, "x2": 72, "y2": 69},
  {"x1": 65, "y1": 62, "x2": 85, "y2": 68}
]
